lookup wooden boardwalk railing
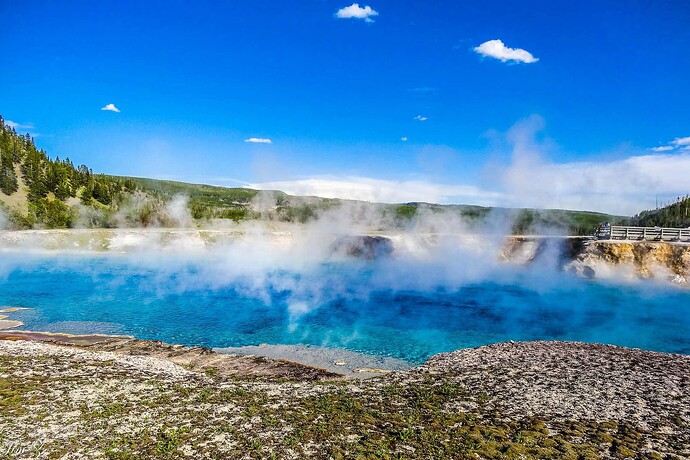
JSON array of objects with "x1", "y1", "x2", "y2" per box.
[{"x1": 595, "y1": 225, "x2": 690, "y2": 242}]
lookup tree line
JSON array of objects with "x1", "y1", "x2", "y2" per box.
[
  {"x1": 0, "y1": 116, "x2": 136, "y2": 228},
  {"x1": 633, "y1": 195, "x2": 690, "y2": 228}
]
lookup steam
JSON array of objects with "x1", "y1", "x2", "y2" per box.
[
  {"x1": 1, "y1": 203, "x2": 687, "y2": 361},
  {"x1": 0, "y1": 160, "x2": 684, "y2": 334},
  {"x1": 249, "y1": 115, "x2": 690, "y2": 216},
  {"x1": 70, "y1": 192, "x2": 195, "y2": 229},
  {"x1": 2, "y1": 116, "x2": 688, "y2": 357},
  {"x1": 494, "y1": 115, "x2": 690, "y2": 215},
  {"x1": 250, "y1": 190, "x2": 284, "y2": 220},
  {"x1": 163, "y1": 195, "x2": 194, "y2": 228},
  {"x1": 0, "y1": 202, "x2": 583, "y2": 324},
  {"x1": 112, "y1": 192, "x2": 194, "y2": 228}
]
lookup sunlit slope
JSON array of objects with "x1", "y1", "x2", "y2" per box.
[
  {"x1": 633, "y1": 195, "x2": 690, "y2": 228},
  {"x1": 115, "y1": 176, "x2": 628, "y2": 235},
  {"x1": 111, "y1": 177, "x2": 262, "y2": 205},
  {"x1": 0, "y1": 115, "x2": 627, "y2": 233},
  {"x1": 109, "y1": 175, "x2": 339, "y2": 222}
]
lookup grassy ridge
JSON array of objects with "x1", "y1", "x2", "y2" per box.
[
  {"x1": 633, "y1": 196, "x2": 690, "y2": 228},
  {"x1": 111, "y1": 177, "x2": 264, "y2": 206},
  {"x1": 113, "y1": 176, "x2": 628, "y2": 235},
  {"x1": 1, "y1": 112, "x2": 628, "y2": 233}
]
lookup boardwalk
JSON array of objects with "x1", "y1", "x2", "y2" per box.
[{"x1": 595, "y1": 225, "x2": 690, "y2": 242}]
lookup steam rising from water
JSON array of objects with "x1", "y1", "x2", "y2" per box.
[
  {"x1": 1, "y1": 206, "x2": 689, "y2": 361},
  {"x1": 0, "y1": 205, "x2": 557, "y2": 317}
]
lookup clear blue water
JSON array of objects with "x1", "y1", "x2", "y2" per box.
[{"x1": 1, "y1": 253, "x2": 689, "y2": 364}]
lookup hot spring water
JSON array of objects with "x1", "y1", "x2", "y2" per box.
[{"x1": 1, "y1": 251, "x2": 689, "y2": 363}]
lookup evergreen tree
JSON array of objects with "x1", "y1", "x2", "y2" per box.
[{"x1": 0, "y1": 114, "x2": 139, "y2": 228}]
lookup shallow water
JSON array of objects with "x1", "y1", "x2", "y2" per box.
[{"x1": 1, "y1": 252, "x2": 689, "y2": 364}]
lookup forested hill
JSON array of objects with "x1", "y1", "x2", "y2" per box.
[
  {"x1": 1, "y1": 114, "x2": 628, "y2": 234},
  {"x1": 0, "y1": 116, "x2": 136, "y2": 228},
  {"x1": 632, "y1": 196, "x2": 690, "y2": 228},
  {"x1": 0, "y1": 116, "x2": 342, "y2": 228}
]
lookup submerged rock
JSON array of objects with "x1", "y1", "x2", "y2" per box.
[
  {"x1": 331, "y1": 235, "x2": 394, "y2": 260},
  {"x1": 582, "y1": 265, "x2": 596, "y2": 279}
]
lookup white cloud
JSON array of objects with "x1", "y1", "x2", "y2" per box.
[
  {"x1": 249, "y1": 177, "x2": 502, "y2": 206},
  {"x1": 244, "y1": 137, "x2": 273, "y2": 144},
  {"x1": 409, "y1": 86, "x2": 436, "y2": 93},
  {"x1": 335, "y1": 3, "x2": 379, "y2": 22},
  {"x1": 495, "y1": 117, "x2": 690, "y2": 215},
  {"x1": 646, "y1": 135, "x2": 690, "y2": 152},
  {"x1": 249, "y1": 148, "x2": 690, "y2": 215},
  {"x1": 671, "y1": 136, "x2": 690, "y2": 147},
  {"x1": 500, "y1": 151, "x2": 690, "y2": 215},
  {"x1": 473, "y1": 39, "x2": 539, "y2": 64},
  {"x1": 5, "y1": 120, "x2": 34, "y2": 130},
  {"x1": 101, "y1": 103, "x2": 121, "y2": 113},
  {"x1": 401, "y1": 137, "x2": 408, "y2": 142},
  {"x1": 414, "y1": 115, "x2": 428, "y2": 121},
  {"x1": 247, "y1": 118, "x2": 690, "y2": 216}
]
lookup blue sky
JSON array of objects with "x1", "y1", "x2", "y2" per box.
[{"x1": 1, "y1": 1, "x2": 689, "y2": 214}]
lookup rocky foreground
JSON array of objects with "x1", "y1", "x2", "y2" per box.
[{"x1": 0, "y1": 339, "x2": 688, "y2": 459}]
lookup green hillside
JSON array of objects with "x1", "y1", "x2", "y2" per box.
[
  {"x1": 632, "y1": 196, "x2": 690, "y2": 228},
  {"x1": 119, "y1": 177, "x2": 627, "y2": 235},
  {"x1": 1, "y1": 114, "x2": 627, "y2": 234},
  {"x1": 0, "y1": 116, "x2": 136, "y2": 228},
  {"x1": 113, "y1": 176, "x2": 342, "y2": 223},
  {"x1": 391, "y1": 203, "x2": 627, "y2": 236},
  {"x1": 114, "y1": 177, "x2": 261, "y2": 204},
  {"x1": 111, "y1": 177, "x2": 263, "y2": 222}
]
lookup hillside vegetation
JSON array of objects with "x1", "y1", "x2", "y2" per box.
[
  {"x1": 1, "y1": 115, "x2": 627, "y2": 234},
  {"x1": 633, "y1": 196, "x2": 690, "y2": 228},
  {"x1": 115, "y1": 178, "x2": 626, "y2": 235},
  {"x1": 0, "y1": 117, "x2": 136, "y2": 228},
  {"x1": 112, "y1": 176, "x2": 341, "y2": 223}
]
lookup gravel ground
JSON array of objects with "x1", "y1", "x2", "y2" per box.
[
  {"x1": 419, "y1": 341, "x2": 690, "y2": 432},
  {"x1": 0, "y1": 338, "x2": 688, "y2": 459}
]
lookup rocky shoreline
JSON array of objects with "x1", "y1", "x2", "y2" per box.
[
  {"x1": 567, "y1": 240, "x2": 690, "y2": 285},
  {"x1": 2, "y1": 228, "x2": 689, "y2": 287},
  {"x1": 0, "y1": 336, "x2": 688, "y2": 458}
]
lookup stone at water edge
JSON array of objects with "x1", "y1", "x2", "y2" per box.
[
  {"x1": 0, "y1": 320, "x2": 23, "y2": 330},
  {"x1": 331, "y1": 235, "x2": 394, "y2": 260},
  {"x1": 670, "y1": 274, "x2": 687, "y2": 285}
]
